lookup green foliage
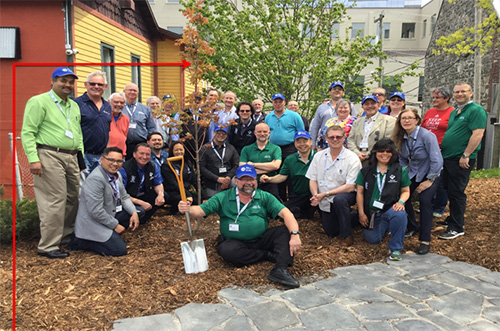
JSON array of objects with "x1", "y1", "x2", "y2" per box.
[
  {"x1": 470, "y1": 167, "x2": 500, "y2": 178},
  {"x1": 433, "y1": 0, "x2": 500, "y2": 56},
  {"x1": 0, "y1": 198, "x2": 40, "y2": 244},
  {"x1": 182, "y1": 0, "x2": 389, "y2": 111}
]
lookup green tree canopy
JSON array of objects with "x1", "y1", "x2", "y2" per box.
[{"x1": 183, "y1": 0, "x2": 385, "y2": 112}]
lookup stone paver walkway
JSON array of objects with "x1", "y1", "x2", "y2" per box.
[{"x1": 113, "y1": 253, "x2": 500, "y2": 330}]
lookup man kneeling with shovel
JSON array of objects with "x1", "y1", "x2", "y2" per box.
[{"x1": 178, "y1": 164, "x2": 302, "y2": 288}]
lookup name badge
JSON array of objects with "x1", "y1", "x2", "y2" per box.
[
  {"x1": 359, "y1": 141, "x2": 369, "y2": 149},
  {"x1": 116, "y1": 205, "x2": 123, "y2": 212},
  {"x1": 229, "y1": 223, "x2": 239, "y2": 232},
  {"x1": 319, "y1": 180, "x2": 328, "y2": 187},
  {"x1": 372, "y1": 200, "x2": 384, "y2": 210},
  {"x1": 219, "y1": 167, "x2": 227, "y2": 173},
  {"x1": 129, "y1": 123, "x2": 137, "y2": 129},
  {"x1": 65, "y1": 130, "x2": 74, "y2": 139}
]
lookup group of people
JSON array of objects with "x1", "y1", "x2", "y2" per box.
[{"x1": 21, "y1": 67, "x2": 487, "y2": 288}]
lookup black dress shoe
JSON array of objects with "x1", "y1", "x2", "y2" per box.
[
  {"x1": 38, "y1": 249, "x2": 69, "y2": 259},
  {"x1": 268, "y1": 268, "x2": 300, "y2": 288},
  {"x1": 416, "y1": 243, "x2": 430, "y2": 255}
]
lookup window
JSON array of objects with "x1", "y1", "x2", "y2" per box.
[
  {"x1": 431, "y1": 14, "x2": 437, "y2": 33},
  {"x1": 376, "y1": 22, "x2": 390, "y2": 39},
  {"x1": 401, "y1": 23, "x2": 415, "y2": 39},
  {"x1": 0, "y1": 27, "x2": 21, "y2": 59},
  {"x1": 331, "y1": 23, "x2": 340, "y2": 39},
  {"x1": 351, "y1": 23, "x2": 365, "y2": 38},
  {"x1": 100, "y1": 43, "x2": 115, "y2": 100},
  {"x1": 346, "y1": 75, "x2": 365, "y2": 103},
  {"x1": 168, "y1": 0, "x2": 180, "y2": 2},
  {"x1": 167, "y1": 26, "x2": 183, "y2": 35},
  {"x1": 418, "y1": 76, "x2": 424, "y2": 102},
  {"x1": 422, "y1": 19, "x2": 427, "y2": 38},
  {"x1": 131, "y1": 54, "x2": 141, "y2": 102},
  {"x1": 382, "y1": 76, "x2": 400, "y2": 97}
]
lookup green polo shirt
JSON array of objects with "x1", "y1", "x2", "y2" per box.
[
  {"x1": 280, "y1": 150, "x2": 316, "y2": 195},
  {"x1": 240, "y1": 141, "x2": 282, "y2": 177},
  {"x1": 21, "y1": 90, "x2": 84, "y2": 163},
  {"x1": 200, "y1": 187, "x2": 285, "y2": 241},
  {"x1": 441, "y1": 102, "x2": 487, "y2": 159},
  {"x1": 355, "y1": 166, "x2": 411, "y2": 211}
]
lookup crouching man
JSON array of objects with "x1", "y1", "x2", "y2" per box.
[
  {"x1": 67, "y1": 147, "x2": 139, "y2": 256},
  {"x1": 178, "y1": 164, "x2": 302, "y2": 288}
]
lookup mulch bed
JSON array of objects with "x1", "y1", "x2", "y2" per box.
[{"x1": 1, "y1": 177, "x2": 499, "y2": 330}]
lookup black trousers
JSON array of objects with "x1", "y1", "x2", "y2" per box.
[
  {"x1": 442, "y1": 157, "x2": 475, "y2": 233},
  {"x1": 319, "y1": 192, "x2": 356, "y2": 238},
  {"x1": 277, "y1": 142, "x2": 297, "y2": 201},
  {"x1": 286, "y1": 193, "x2": 315, "y2": 219},
  {"x1": 217, "y1": 225, "x2": 293, "y2": 269},
  {"x1": 405, "y1": 177, "x2": 439, "y2": 242}
]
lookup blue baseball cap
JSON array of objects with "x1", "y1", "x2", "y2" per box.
[
  {"x1": 236, "y1": 164, "x2": 257, "y2": 179},
  {"x1": 389, "y1": 91, "x2": 406, "y2": 100},
  {"x1": 162, "y1": 94, "x2": 174, "y2": 101},
  {"x1": 214, "y1": 126, "x2": 228, "y2": 133},
  {"x1": 294, "y1": 130, "x2": 311, "y2": 140},
  {"x1": 329, "y1": 81, "x2": 344, "y2": 90},
  {"x1": 52, "y1": 67, "x2": 78, "y2": 79},
  {"x1": 272, "y1": 93, "x2": 285, "y2": 101},
  {"x1": 361, "y1": 95, "x2": 378, "y2": 105}
]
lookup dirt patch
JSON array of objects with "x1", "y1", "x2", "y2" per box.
[{"x1": 1, "y1": 177, "x2": 499, "y2": 330}]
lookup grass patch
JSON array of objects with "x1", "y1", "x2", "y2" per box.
[{"x1": 471, "y1": 167, "x2": 500, "y2": 178}]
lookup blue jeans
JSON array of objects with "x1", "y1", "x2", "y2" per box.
[
  {"x1": 84, "y1": 153, "x2": 101, "y2": 176},
  {"x1": 363, "y1": 207, "x2": 407, "y2": 251},
  {"x1": 432, "y1": 174, "x2": 448, "y2": 214}
]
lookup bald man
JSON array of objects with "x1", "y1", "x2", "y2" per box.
[{"x1": 122, "y1": 83, "x2": 156, "y2": 159}]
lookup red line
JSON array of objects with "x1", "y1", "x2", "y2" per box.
[
  {"x1": 15, "y1": 62, "x2": 184, "y2": 66},
  {"x1": 12, "y1": 63, "x2": 17, "y2": 331}
]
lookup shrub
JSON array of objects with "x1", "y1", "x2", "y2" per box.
[{"x1": 0, "y1": 197, "x2": 40, "y2": 244}]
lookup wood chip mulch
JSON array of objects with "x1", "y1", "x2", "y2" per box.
[{"x1": 1, "y1": 177, "x2": 498, "y2": 330}]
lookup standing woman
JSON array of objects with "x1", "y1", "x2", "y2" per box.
[
  {"x1": 387, "y1": 92, "x2": 406, "y2": 118},
  {"x1": 356, "y1": 138, "x2": 411, "y2": 261},
  {"x1": 392, "y1": 108, "x2": 443, "y2": 255},
  {"x1": 161, "y1": 141, "x2": 198, "y2": 214},
  {"x1": 320, "y1": 98, "x2": 357, "y2": 148},
  {"x1": 421, "y1": 87, "x2": 454, "y2": 218}
]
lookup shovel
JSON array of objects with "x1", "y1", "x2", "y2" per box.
[{"x1": 166, "y1": 155, "x2": 209, "y2": 274}]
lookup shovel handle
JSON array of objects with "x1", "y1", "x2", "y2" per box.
[{"x1": 166, "y1": 155, "x2": 193, "y2": 240}]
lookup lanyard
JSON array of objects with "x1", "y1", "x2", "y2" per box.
[
  {"x1": 126, "y1": 103, "x2": 137, "y2": 121},
  {"x1": 324, "y1": 147, "x2": 344, "y2": 174},
  {"x1": 376, "y1": 167, "x2": 387, "y2": 195},
  {"x1": 49, "y1": 91, "x2": 71, "y2": 128},
  {"x1": 211, "y1": 141, "x2": 226, "y2": 166},
  {"x1": 235, "y1": 188, "x2": 255, "y2": 223}
]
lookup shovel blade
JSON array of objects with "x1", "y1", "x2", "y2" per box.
[{"x1": 180, "y1": 239, "x2": 209, "y2": 274}]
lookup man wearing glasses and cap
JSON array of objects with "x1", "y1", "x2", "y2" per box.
[
  {"x1": 309, "y1": 81, "x2": 357, "y2": 150},
  {"x1": 372, "y1": 87, "x2": 389, "y2": 115},
  {"x1": 21, "y1": 67, "x2": 84, "y2": 259},
  {"x1": 179, "y1": 164, "x2": 302, "y2": 288}
]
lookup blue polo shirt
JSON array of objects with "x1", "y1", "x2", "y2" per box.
[
  {"x1": 150, "y1": 150, "x2": 169, "y2": 170},
  {"x1": 74, "y1": 92, "x2": 111, "y2": 154},
  {"x1": 265, "y1": 109, "x2": 304, "y2": 146}
]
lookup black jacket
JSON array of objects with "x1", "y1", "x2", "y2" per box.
[
  {"x1": 199, "y1": 141, "x2": 239, "y2": 190},
  {"x1": 227, "y1": 118, "x2": 256, "y2": 155}
]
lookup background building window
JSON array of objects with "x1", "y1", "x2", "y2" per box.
[
  {"x1": 351, "y1": 23, "x2": 365, "y2": 38},
  {"x1": 401, "y1": 22, "x2": 416, "y2": 39},
  {"x1": 377, "y1": 22, "x2": 391, "y2": 39},
  {"x1": 0, "y1": 27, "x2": 21, "y2": 59},
  {"x1": 422, "y1": 19, "x2": 427, "y2": 38},
  {"x1": 331, "y1": 23, "x2": 340, "y2": 39},
  {"x1": 382, "y1": 76, "x2": 400, "y2": 97},
  {"x1": 346, "y1": 75, "x2": 365, "y2": 102},
  {"x1": 431, "y1": 14, "x2": 437, "y2": 33},
  {"x1": 131, "y1": 54, "x2": 141, "y2": 103},
  {"x1": 100, "y1": 43, "x2": 115, "y2": 100},
  {"x1": 167, "y1": 26, "x2": 183, "y2": 34}
]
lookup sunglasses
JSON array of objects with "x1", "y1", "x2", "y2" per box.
[
  {"x1": 88, "y1": 82, "x2": 106, "y2": 87},
  {"x1": 326, "y1": 135, "x2": 344, "y2": 140},
  {"x1": 376, "y1": 149, "x2": 392, "y2": 154},
  {"x1": 372, "y1": 93, "x2": 385, "y2": 96}
]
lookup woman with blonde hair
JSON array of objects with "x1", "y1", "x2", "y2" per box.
[{"x1": 392, "y1": 107, "x2": 443, "y2": 255}]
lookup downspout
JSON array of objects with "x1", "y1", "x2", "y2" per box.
[{"x1": 63, "y1": 0, "x2": 74, "y2": 64}]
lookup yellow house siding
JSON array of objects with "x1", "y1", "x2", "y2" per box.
[
  {"x1": 156, "y1": 39, "x2": 182, "y2": 100},
  {"x1": 73, "y1": 6, "x2": 154, "y2": 99}
]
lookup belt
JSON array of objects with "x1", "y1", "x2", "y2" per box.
[{"x1": 37, "y1": 144, "x2": 79, "y2": 155}]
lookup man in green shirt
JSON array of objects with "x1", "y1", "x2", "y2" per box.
[
  {"x1": 261, "y1": 130, "x2": 316, "y2": 219},
  {"x1": 239, "y1": 122, "x2": 282, "y2": 199},
  {"x1": 178, "y1": 164, "x2": 301, "y2": 288},
  {"x1": 439, "y1": 82, "x2": 487, "y2": 240},
  {"x1": 21, "y1": 67, "x2": 84, "y2": 259}
]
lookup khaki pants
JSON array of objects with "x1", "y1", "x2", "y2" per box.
[{"x1": 34, "y1": 148, "x2": 79, "y2": 253}]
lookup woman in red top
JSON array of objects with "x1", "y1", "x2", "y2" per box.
[{"x1": 421, "y1": 87, "x2": 454, "y2": 218}]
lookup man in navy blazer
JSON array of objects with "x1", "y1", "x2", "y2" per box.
[{"x1": 67, "y1": 147, "x2": 139, "y2": 256}]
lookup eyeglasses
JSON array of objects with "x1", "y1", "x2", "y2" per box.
[
  {"x1": 376, "y1": 149, "x2": 392, "y2": 154},
  {"x1": 390, "y1": 98, "x2": 404, "y2": 102},
  {"x1": 326, "y1": 135, "x2": 344, "y2": 140},
  {"x1": 102, "y1": 156, "x2": 124, "y2": 164},
  {"x1": 88, "y1": 82, "x2": 106, "y2": 87},
  {"x1": 372, "y1": 93, "x2": 385, "y2": 96},
  {"x1": 239, "y1": 109, "x2": 252, "y2": 113},
  {"x1": 453, "y1": 90, "x2": 471, "y2": 94},
  {"x1": 401, "y1": 117, "x2": 416, "y2": 121}
]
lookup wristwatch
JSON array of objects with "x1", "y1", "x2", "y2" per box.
[
  {"x1": 290, "y1": 230, "x2": 299, "y2": 235},
  {"x1": 461, "y1": 153, "x2": 469, "y2": 158}
]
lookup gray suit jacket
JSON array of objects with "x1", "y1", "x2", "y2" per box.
[
  {"x1": 74, "y1": 166, "x2": 136, "y2": 242},
  {"x1": 347, "y1": 114, "x2": 396, "y2": 157}
]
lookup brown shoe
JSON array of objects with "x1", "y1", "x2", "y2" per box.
[{"x1": 341, "y1": 236, "x2": 354, "y2": 246}]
